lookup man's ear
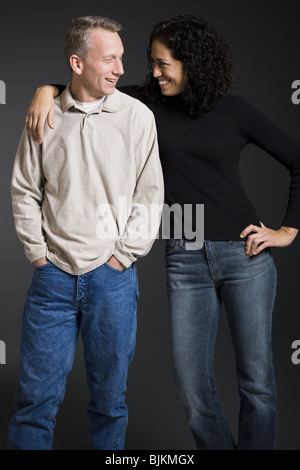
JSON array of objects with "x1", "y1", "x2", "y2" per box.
[{"x1": 70, "y1": 55, "x2": 83, "y2": 75}]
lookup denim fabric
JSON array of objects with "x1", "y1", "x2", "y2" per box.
[
  {"x1": 8, "y1": 261, "x2": 139, "y2": 450},
  {"x1": 165, "y1": 240, "x2": 277, "y2": 450}
]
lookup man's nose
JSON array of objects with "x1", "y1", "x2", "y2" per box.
[{"x1": 113, "y1": 59, "x2": 124, "y2": 76}]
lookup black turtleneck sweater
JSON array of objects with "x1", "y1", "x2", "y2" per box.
[{"x1": 56, "y1": 84, "x2": 300, "y2": 240}]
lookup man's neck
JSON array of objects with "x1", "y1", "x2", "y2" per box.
[{"x1": 70, "y1": 81, "x2": 104, "y2": 103}]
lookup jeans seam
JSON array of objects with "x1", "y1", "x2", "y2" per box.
[
  {"x1": 211, "y1": 243, "x2": 222, "y2": 278},
  {"x1": 44, "y1": 330, "x2": 78, "y2": 450},
  {"x1": 110, "y1": 265, "x2": 136, "y2": 450},
  {"x1": 128, "y1": 267, "x2": 137, "y2": 364},
  {"x1": 204, "y1": 292, "x2": 229, "y2": 448}
]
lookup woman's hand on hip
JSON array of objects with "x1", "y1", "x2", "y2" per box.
[{"x1": 240, "y1": 222, "x2": 298, "y2": 256}]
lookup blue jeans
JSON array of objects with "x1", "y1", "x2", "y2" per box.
[
  {"x1": 165, "y1": 240, "x2": 277, "y2": 450},
  {"x1": 8, "y1": 261, "x2": 139, "y2": 450}
]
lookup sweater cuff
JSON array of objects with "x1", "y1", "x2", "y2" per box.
[
  {"x1": 281, "y1": 213, "x2": 300, "y2": 231},
  {"x1": 25, "y1": 246, "x2": 48, "y2": 264},
  {"x1": 113, "y1": 246, "x2": 135, "y2": 268}
]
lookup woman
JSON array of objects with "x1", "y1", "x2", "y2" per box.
[{"x1": 25, "y1": 15, "x2": 299, "y2": 450}]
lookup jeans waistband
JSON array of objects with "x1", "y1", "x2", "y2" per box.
[
  {"x1": 171, "y1": 239, "x2": 246, "y2": 251},
  {"x1": 174, "y1": 239, "x2": 204, "y2": 250}
]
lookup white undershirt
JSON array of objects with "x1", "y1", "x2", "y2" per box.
[{"x1": 74, "y1": 96, "x2": 106, "y2": 112}]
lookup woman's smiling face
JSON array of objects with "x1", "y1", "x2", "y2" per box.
[{"x1": 150, "y1": 40, "x2": 188, "y2": 96}]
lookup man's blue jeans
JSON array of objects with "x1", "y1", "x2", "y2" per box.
[
  {"x1": 8, "y1": 261, "x2": 139, "y2": 450},
  {"x1": 165, "y1": 240, "x2": 277, "y2": 450}
]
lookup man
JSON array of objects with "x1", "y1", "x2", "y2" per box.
[{"x1": 8, "y1": 16, "x2": 163, "y2": 450}]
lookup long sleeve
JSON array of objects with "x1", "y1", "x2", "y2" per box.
[
  {"x1": 113, "y1": 111, "x2": 164, "y2": 267},
  {"x1": 11, "y1": 128, "x2": 47, "y2": 263},
  {"x1": 238, "y1": 97, "x2": 300, "y2": 229}
]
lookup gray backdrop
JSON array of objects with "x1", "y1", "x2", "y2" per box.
[{"x1": 1, "y1": 0, "x2": 300, "y2": 450}]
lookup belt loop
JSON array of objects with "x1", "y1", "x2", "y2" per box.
[{"x1": 178, "y1": 239, "x2": 184, "y2": 248}]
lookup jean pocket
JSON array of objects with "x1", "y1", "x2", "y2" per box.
[
  {"x1": 104, "y1": 262, "x2": 128, "y2": 274},
  {"x1": 34, "y1": 261, "x2": 52, "y2": 270},
  {"x1": 165, "y1": 239, "x2": 179, "y2": 255}
]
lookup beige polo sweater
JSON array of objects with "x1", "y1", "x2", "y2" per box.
[{"x1": 11, "y1": 84, "x2": 164, "y2": 275}]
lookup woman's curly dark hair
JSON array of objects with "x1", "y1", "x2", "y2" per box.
[{"x1": 142, "y1": 15, "x2": 237, "y2": 116}]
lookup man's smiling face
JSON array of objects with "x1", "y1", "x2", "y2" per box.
[{"x1": 76, "y1": 28, "x2": 124, "y2": 101}]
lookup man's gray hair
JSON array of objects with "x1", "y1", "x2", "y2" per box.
[{"x1": 64, "y1": 16, "x2": 122, "y2": 69}]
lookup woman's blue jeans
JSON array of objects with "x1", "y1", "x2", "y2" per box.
[
  {"x1": 8, "y1": 261, "x2": 139, "y2": 450},
  {"x1": 165, "y1": 240, "x2": 277, "y2": 450}
]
